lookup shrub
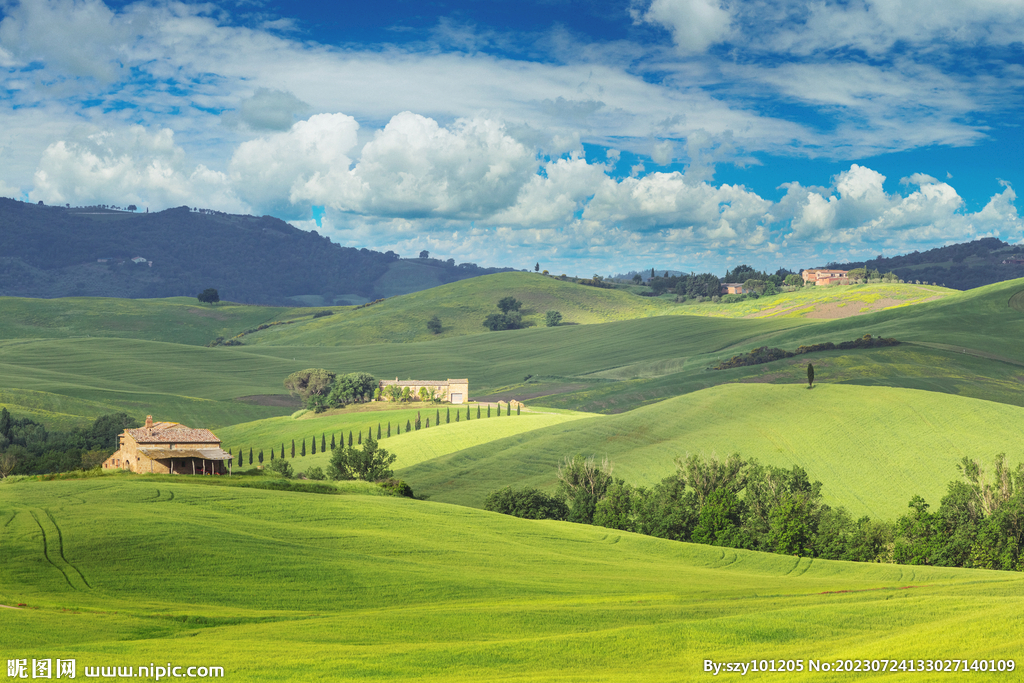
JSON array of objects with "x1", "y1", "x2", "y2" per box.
[
  {"x1": 545, "y1": 310, "x2": 562, "y2": 327},
  {"x1": 378, "y1": 478, "x2": 415, "y2": 498},
  {"x1": 305, "y1": 466, "x2": 325, "y2": 480},
  {"x1": 484, "y1": 486, "x2": 568, "y2": 520},
  {"x1": 269, "y1": 459, "x2": 293, "y2": 478}
]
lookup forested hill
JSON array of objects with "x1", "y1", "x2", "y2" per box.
[
  {"x1": 824, "y1": 237, "x2": 1024, "y2": 290},
  {"x1": 0, "y1": 199, "x2": 513, "y2": 305}
]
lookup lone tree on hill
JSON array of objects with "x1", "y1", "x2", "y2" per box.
[
  {"x1": 327, "y1": 435, "x2": 397, "y2": 481},
  {"x1": 427, "y1": 315, "x2": 442, "y2": 334},
  {"x1": 197, "y1": 288, "x2": 219, "y2": 304},
  {"x1": 545, "y1": 310, "x2": 562, "y2": 327},
  {"x1": 807, "y1": 363, "x2": 815, "y2": 388},
  {"x1": 498, "y1": 296, "x2": 522, "y2": 314}
]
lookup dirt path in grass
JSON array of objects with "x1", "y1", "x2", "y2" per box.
[{"x1": 0, "y1": 604, "x2": 22, "y2": 609}]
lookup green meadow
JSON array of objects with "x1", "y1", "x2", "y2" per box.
[
  {"x1": 214, "y1": 403, "x2": 593, "y2": 472},
  {"x1": 1, "y1": 477, "x2": 1021, "y2": 682},
  {"x1": 402, "y1": 383, "x2": 1024, "y2": 519}
]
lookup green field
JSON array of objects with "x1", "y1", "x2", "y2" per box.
[
  {"x1": 402, "y1": 383, "x2": 1024, "y2": 520},
  {"x1": 0, "y1": 296, "x2": 296, "y2": 346},
  {"x1": 2, "y1": 477, "x2": 1021, "y2": 682},
  {"x1": 214, "y1": 404, "x2": 594, "y2": 473}
]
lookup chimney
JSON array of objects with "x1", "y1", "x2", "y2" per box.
[{"x1": 145, "y1": 415, "x2": 153, "y2": 429}]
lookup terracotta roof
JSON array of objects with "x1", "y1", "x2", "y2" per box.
[{"x1": 127, "y1": 425, "x2": 221, "y2": 444}]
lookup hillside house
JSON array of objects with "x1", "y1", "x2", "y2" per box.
[
  {"x1": 379, "y1": 378, "x2": 469, "y2": 404},
  {"x1": 802, "y1": 268, "x2": 850, "y2": 286},
  {"x1": 102, "y1": 416, "x2": 232, "y2": 475},
  {"x1": 720, "y1": 282, "x2": 748, "y2": 295}
]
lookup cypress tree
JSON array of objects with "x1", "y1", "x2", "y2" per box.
[
  {"x1": 377, "y1": 423, "x2": 381, "y2": 439},
  {"x1": 487, "y1": 405, "x2": 491, "y2": 418},
  {"x1": 321, "y1": 433, "x2": 326, "y2": 451},
  {"x1": 406, "y1": 419, "x2": 412, "y2": 431},
  {"x1": 517, "y1": 403, "x2": 521, "y2": 415},
  {"x1": 455, "y1": 410, "x2": 460, "y2": 422},
  {"x1": 467, "y1": 404, "x2": 471, "y2": 420},
  {"x1": 258, "y1": 450, "x2": 264, "y2": 463},
  {"x1": 348, "y1": 431, "x2": 353, "y2": 447},
  {"x1": 358, "y1": 431, "x2": 362, "y2": 444},
  {"x1": 446, "y1": 407, "x2": 451, "y2": 424},
  {"x1": 301, "y1": 439, "x2": 306, "y2": 456},
  {"x1": 436, "y1": 408, "x2": 440, "y2": 425},
  {"x1": 426, "y1": 418, "x2": 430, "y2": 428},
  {"x1": 507, "y1": 403, "x2": 511, "y2": 416},
  {"x1": 270, "y1": 447, "x2": 275, "y2": 461},
  {"x1": 249, "y1": 447, "x2": 253, "y2": 464},
  {"x1": 387, "y1": 422, "x2": 391, "y2": 437},
  {"x1": 291, "y1": 440, "x2": 295, "y2": 457},
  {"x1": 237, "y1": 449, "x2": 242, "y2": 467},
  {"x1": 477, "y1": 405, "x2": 481, "y2": 419},
  {"x1": 368, "y1": 427, "x2": 373, "y2": 442},
  {"x1": 397, "y1": 423, "x2": 400, "y2": 435},
  {"x1": 331, "y1": 434, "x2": 336, "y2": 449},
  {"x1": 415, "y1": 412, "x2": 421, "y2": 430},
  {"x1": 311, "y1": 437, "x2": 316, "y2": 455},
  {"x1": 283, "y1": 443, "x2": 288, "y2": 459}
]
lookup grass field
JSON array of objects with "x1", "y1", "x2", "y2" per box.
[
  {"x1": 0, "y1": 296, "x2": 296, "y2": 346},
  {"x1": 1, "y1": 476, "x2": 1021, "y2": 682},
  {"x1": 214, "y1": 403, "x2": 593, "y2": 473},
  {"x1": 401, "y1": 383, "x2": 1024, "y2": 520}
]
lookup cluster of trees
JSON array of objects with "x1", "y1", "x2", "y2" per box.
[
  {"x1": 0, "y1": 408, "x2": 140, "y2": 476},
  {"x1": 893, "y1": 455, "x2": 1023, "y2": 570},
  {"x1": 712, "y1": 334, "x2": 900, "y2": 370},
  {"x1": 830, "y1": 237, "x2": 1019, "y2": 290},
  {"x1": 487, "y1": 453, "x2": 889, "y2": 561},
  {"x1": 485, "y1": 453, "x2": 1024, "y2": 572},
  {"x1": 197, "y1": 288, "x2": 219, "y2": 304},
  {"x1": 284, "y1": 369, "x2": 378, "y2": 413},
  {"x1": 484, "y1": 297, "x2": 526, "y2": 330}
]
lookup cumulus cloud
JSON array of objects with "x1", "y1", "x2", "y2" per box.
[
  {"x1": 639, "y1": 0, "x2": 732, "y2": 53},
  {"x1": 785, "y1": 164, "x2": 1022, "y2": 248},
  {"x1": 337, "y1": 112, "x2": 537, "y2": 219},
  {"x1": 229, "y1": 113, "x2": 362, "y2": 219},
  {"x1": 224, "y1": 88, "x2": 312, "y2": 131},
  {"x1": 0, "y1": 0, "x2": 129, "y2": 81},
  {"x1": 29, "y1": 126, "x2": 242, "y2": 211}
]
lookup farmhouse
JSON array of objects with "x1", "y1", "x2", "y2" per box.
[
  {"x1": 802, "y1": 268, "x2": 850, "y2": 286},
  {"x1": 102, "y1": 415, "x2": 232, "y2": 475},
  {"x1": 379, "y1": 378, "x2": 469, "y2": 404},
  {"x1": 720, "y1": 282, "x2": 748, "y2": 295}
]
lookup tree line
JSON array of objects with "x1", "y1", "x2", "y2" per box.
[
  {"x1": 0, "y1": 408, "x2": 139, "y2": 476},
  {"x1": 485, "y1": 452, "x2": 1024, "y2": 571}
]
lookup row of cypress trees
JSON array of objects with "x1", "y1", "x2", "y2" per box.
[{"x1": 229, "y1": 402, "x2": 522, "y2": 467}]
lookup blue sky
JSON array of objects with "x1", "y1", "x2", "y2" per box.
[{"x1": 2, "y1": 0, "x2": 1024, "y2": 275}]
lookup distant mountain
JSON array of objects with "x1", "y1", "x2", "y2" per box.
[
  {"x1": 0, "y1": 199, "x2": 514, "y2": 305},
  {"x1": 822, "y1": 237, "x2": 1024, "y2": 290}
]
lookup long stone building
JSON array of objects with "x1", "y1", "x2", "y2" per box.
[
  {"x1": 102, "y1": 416, "x2": 233, "y2": 475},
  {"x1": 378, "y1": 378, "x2": 469, "y2": 404}
]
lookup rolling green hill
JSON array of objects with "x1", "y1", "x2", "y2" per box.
[
  {"x1": 214, "y1": 403, "x2": 594, "y2": 472},
  {"x1": 401, "y1": 383, "x2": 1024, "y2": 520},
  {"x1": 0, "y1": 296, "x2": 295, "y2": 345},
  {"x1": 1, "y1": 476, "x2": 1021, "y2": 681}
]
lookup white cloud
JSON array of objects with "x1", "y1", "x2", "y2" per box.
[
  {"x1": 29, "y1": 125, "x2": 242, "y2": 211},
  {"x1": 0, "y1": 0, "x2": 128, "y2": 81},
  {"x1": 336, "y1": 112, "x2": 537, "y2": 219},
  {"x1": 229, "y1": 113, "x2": 362, "y2": 219},
  {"x1": 224, "y1": 88, "x2": 312, "y2": 131},
  {"x1": 786, "y1": 164, "x2": 1022, "y2": 248},
  {"x1": 639, "y1": 0, "x2": 732, "y2": 54}
]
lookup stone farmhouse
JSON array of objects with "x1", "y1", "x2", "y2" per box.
[
  {"x1": 102, "y1": 416, "x2": 232, "y2": 475},
  {"x1": 802, "y1": 268, "x2": 850, "y2": 286},
  {"x1": 720, "y1": 282, "x2": 749, "y2": 295},
  {"x1": 379, "y1": 378, "x2": 469, "y2": 404}
]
